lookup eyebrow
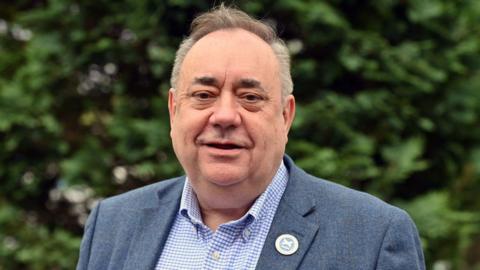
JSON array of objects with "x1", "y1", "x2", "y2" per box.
[
  {"x1": 235, "y1": 78, "x2": 265, "y2": 92},
  {"x1": 192, "y1": 76, "x2": 219, "y2": 87},
  {"x1": 191, "y1": 76, "x2": 266, "y2": 93}
]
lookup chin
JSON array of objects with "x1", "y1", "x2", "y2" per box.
[
  {"x1": 208, "y1": 175, "x2": 246, "y2": 187},
  {"x1": 202, "y1": 168, "x2": 247, "y2": 187},
  {"x1": 185, "y1": 159, "x2": 253, "y2": 188}
]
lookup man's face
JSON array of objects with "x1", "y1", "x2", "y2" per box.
[{"x1": 169, "y1": 29, "x2": 295, "y2": 209}]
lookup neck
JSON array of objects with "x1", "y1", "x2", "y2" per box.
[{"x1": 199, "y1": 203, "x2": 253, "y2": 231}]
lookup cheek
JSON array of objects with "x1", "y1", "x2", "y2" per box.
[
  {"x1": 249, "y1": 114, "x2": 285, "y2": 147},
  {"x1": 174, "y1": 110, "x2": 209, "y2": 140},
  {"x1": 270, "y1": 116, "x2": 289, "y2": 146}
]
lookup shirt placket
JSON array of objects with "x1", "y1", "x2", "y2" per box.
[{"x1": 203, "y1": 225, "x2": 239, "y2": 269}]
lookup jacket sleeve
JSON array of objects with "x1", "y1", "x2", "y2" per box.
[
  {"x1": 375, "y1": 209, "x2": 426, "y2": 270},
  {"x1": 76, "y1": 202, "x2": 101, "y2": 270}
]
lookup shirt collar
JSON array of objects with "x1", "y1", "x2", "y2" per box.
[{"x1": 179, "y1": 161, "x2": 289, "y2": 230}]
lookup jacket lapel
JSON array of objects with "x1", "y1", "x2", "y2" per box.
[
  {"x1": 122, "y1": 178, "x2": 184, "y2": 270},
  {"x1": 256, "y1": 156, "x2": 320, "y2": 270}
]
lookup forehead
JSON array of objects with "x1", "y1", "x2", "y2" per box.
[{"x1": 179, "y1": 28, "x2": 280, "y2": 89}]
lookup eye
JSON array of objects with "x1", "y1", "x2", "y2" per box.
[
  {"x1": 241, "y1": 93, "x2": 264, "y2": 103},
  {"x1": 192, "y1": 91, "x2": 215, "y2": 101}
]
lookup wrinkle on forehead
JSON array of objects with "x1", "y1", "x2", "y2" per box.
[{"x1": 178, "y1": 28, "x2": 280, "y2": 93}]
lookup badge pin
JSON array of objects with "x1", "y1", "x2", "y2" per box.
[{"x1": 275, "y1": 234, "x2": 299, "y2": 255}]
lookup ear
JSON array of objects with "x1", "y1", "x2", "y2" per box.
[
  {"x1": 168, "y1": 88, "x2": 176, "y2": 127},
  {"x1": 282, "y1": 94, "x2": 296, "y2": 136}
]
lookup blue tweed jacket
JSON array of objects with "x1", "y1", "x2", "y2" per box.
[{"x1": 77, "y1": 156, "x2": 425, "y2": 269}]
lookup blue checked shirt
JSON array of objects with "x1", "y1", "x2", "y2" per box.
[{"x1": 155, "y1": 162, "x2": 289, "y2": 270}]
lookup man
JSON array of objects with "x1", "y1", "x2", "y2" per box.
[{"x1": 77, "y1": 5, "x2": 425, "y2": 270}]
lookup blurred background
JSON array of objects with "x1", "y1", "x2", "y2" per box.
[{"x1": 1, "y1": 0, "x2": 479, "y2": 269}]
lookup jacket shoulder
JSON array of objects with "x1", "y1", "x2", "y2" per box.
[
  {"x1": 100, "y1": 177, "x2": 185, "y2": 210},
  {"x1": 307, "y1": 174, "x2": 398, "y2": 214},
  {"x1": 284, "y1": 157, "x2": 406, "y2": 221}
]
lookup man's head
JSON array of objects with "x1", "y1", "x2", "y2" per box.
[
  {"x1": 170, "y1": 5, "x2": 293, "y2": 98},
  {"x1": 168, "y1": 5, "x2": 295, "y2": 210}
]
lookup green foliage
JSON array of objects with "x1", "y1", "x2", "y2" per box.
[
  {"x1": 0, "y1": 0, "x2": 479, "y2": 269},
  {"x1": 0, "y1": 200, "x2": 81, "y2": 269}
]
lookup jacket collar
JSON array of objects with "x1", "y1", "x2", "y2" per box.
[
  {"x1": 255, "y1": 155, "x2": 320, "y2": 269},
  {"x1": 122, "y1": 177, "x2": 185, "y2": 270}
]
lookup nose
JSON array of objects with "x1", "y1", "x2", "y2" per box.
[{"x1": 208, "y1": 93, "x2": 241, "y2": 130}]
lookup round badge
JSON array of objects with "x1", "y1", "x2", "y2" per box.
[{"x1": 275, "y1": 233, "x2": 299, "y2": 256}]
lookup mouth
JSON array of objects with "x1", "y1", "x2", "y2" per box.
[{"x1": 206, "y1": 143, "x2": 243, "y2": 150}]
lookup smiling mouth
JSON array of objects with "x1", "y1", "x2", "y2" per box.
[{"x1": 206, "y1": 143, "x2": 242, "y2": 150}]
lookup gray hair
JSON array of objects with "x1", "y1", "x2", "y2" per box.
[{"x1": 170, "y1": 4, "x2": 293, "y2": 98}]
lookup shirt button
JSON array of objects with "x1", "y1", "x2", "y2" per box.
[
  {"x1": 212, "y1": 251, "x2": 221, "y2": 261},
  {"x1": 243, "y1": 229, "x2": 251, "y2": 238}
]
